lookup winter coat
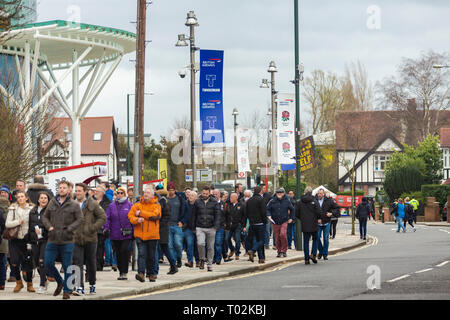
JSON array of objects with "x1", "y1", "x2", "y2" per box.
[
  {"x1": 225, "y1": 201, "x2": 245, "y2": 231},
  {"x1": 296, "y1": 194, "x2": 321, "y2": 233},
  {"x1": 104, "y1": 198, "x2": 133, "y2": 241},
  {"x1": 73, "y1": 196, "x2": 106, "y2": 245},
  {"x1": 356, "y1": 201, "x2": 372, "y2": 220},
  {"x1": 191, "y1": 195, "x2": 221, "y2": 229},
  {"x1": 42, "y1": 196, "x2": 83, "y2": 245},
  {"x1": 266, "y1": 194, "x2": 295, "y2": 225},
  {"x1": 0, "y1": 197, "x2": 10, "y2": 254},
  {"x1": 0, "y1": 211, "x2": 5, "y2": 249},
  {"x1": 316, "y1": 196, "x2": 340, "y2": 224},
  {"x1": 217, "y1": 200, "x2": 227, "y2": 229},
  {"x1": 167, "y1": 192, "x2": 187, "y2": 226},
  {"x1": 243, "y1": 194, "x2": 267, "y2": 225},
  {"x1": 404, "y1": 202, "x2": 414, "y2": 221},
  {"x1": 184, "y1": 202, "x2": 195, "y2": 231},
  {"x1": 128, "y1": 196, "x2": 161, "y2": 241},
  {"x1": 96, "y1": 195, "x2": 112, "y2": 234},
  {"x1": 396, "y1": 203, "x2": 406, "y2": 219},
  {"x1": 26, "y1": 205, "x2": 48, "y2": 244},
  {"x1": 5, "y1": 203, "x2": 33, "y2": 240},
  {"x1": 156, "y1": 190, "x2": 171, "y2": 244},
  {"x1": 26, "y1": 183, "x2": 54, "y2": 206}
]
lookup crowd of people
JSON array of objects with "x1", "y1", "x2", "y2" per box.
[{"x1": 0, "y1": 177, "x2": 343, "y2": 299}]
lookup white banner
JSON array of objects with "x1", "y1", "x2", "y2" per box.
[
  {"x1": 237, "y1": 128, "x2": 251, "y2": 173},
  {"x1": 277, "y1": 93, "x2": 296, "y2": 166}
]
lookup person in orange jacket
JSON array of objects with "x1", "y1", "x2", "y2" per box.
[{"x1": 128, "y1": 186, "x2": 161, "y2": 283}]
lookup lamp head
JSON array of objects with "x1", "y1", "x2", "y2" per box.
[
  {"x1": 175, "y1": 34, "x2": 188, "y2": 47},
  {"x1": 260, "y1": 79, "x2": 269, "y2": 88},
  {"x1": 268, "y1": 61, "x2": 278, "y2": 73},
  {"x1": 232, "y1": 108, "x2": 239, "y2": 116},
  {"x1": 185, "y1": 11, "x2": 199, "y2": 26}
]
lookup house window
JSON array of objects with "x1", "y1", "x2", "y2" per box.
[
  {"x1": 46, "y1": 160, "x2": 68, "y2": 171},
  {"x1": 43, "y1": 133, "x2": 52, "y2": 142},
  {"x1": 374, "y1": 155, "x2": 388, "y2": 171},
  {"x1": 93, "y1": 132, "x2": 102, "y2": 141},
  {"x1": 443, "y1": 148, "x2": 449, "y2": 168}
]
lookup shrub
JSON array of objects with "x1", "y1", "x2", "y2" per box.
[
  {"x1": 384, "y1": 164, "x2": 424, "y2": 201},
  {"x1": 400, "y1": 191, "x2": 423, "y2": 205},
  {"x1": 421, "y1": 185, "x2": 450, "y2": 209}
]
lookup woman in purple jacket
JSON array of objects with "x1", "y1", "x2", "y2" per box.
[{"x1": 104, "y1": 187, "x2": 133, "y2": 280}]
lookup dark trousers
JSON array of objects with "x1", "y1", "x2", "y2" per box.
[
  {"x1": 32, "y1": 241, "x2": 47, "y2": 286},
  {"x1": 73, "y1": 242, "x2": 97, "y2": 288},
  {"x1": 135, "y1": 238, "x2": 157, "y2": 276},
  {"x1": 227, "y1": 225, "x2": 242, "y2": 256},
  {"x1": 248, "y1": 224, "x2": 265, "y2": 260},
  {"x1": 9, "y1": 239, "x2": 32, "y2": 282},
  {"x1": 0, "y1": 253, "x2": 6, "y2": 286},
  {"x1": 359, "y1": 217, "x2": 368, "y2": 238},
  {"x1": 111, "y1": 239, "x2": 131, "y2": 275},
  {"x1": 96, "y1": 233, "x2": 106, "y2": 270},
  {"x1": 303, "y1": 232, "x2": 318, "y2": 260},
  {"x1": 330, "y1": 220, "x2": 338, "y2": 238}
]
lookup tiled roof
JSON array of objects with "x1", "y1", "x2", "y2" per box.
[{"x1": 440, "y1": 127, "x2": 450, "y2": 148}]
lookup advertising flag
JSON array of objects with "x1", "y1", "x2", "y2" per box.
[{"x1": 276, "y1": 93, "x2": 296, "y2": 170}]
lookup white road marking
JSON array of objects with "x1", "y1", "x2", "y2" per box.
[
  {"x1": 282, "y1": 285, "x2": 319, "y2": 288},
  {"x1": 438, "y1": 229, "x2": 450, "y2": 234},
  {"x1": 387, "y1": 274, "x2": 410, "y2": 283},
  {"x1": 415, "y1": 268, "x2": 433, "y2": 274},
  {"x1": 436, "y1": 261, "x2": 449, "y2": 267}
]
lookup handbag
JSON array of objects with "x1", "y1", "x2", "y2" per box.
[
  {"x1": 2, "y1": 209, "x2": 20, "y2": 240},
  {"x1": 117, "y1": 203, "x2": 133, "y2": 237}
]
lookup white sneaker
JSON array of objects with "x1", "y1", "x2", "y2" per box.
[{"x1": 36, "y1": 286, "x2": 47, "y2": 294}]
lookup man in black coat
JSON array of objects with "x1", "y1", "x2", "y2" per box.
[
  {"x1": 243, "y1": 186, "x2": 267, "y2": 263},
  {"x1": 315, "y1": 188, "x2": 340, "y2": 260},
  {"x1": 261, "y1": 183, "x2": 273, "y2": 250},
  {"x1": 296, "y1": 186, "x2": 321, "y2": 265}
]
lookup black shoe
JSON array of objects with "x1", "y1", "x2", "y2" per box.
[
  {"x1": 158, "y1": 259, "x2": 164, "y2": 264},
  {"x1": 276, "y1": 253, "x2": 282, "y2": 258},
  {"x1": 176, "y1": 260, "x2": 182, "y2": 268},
  {"x1": 167, "y1": 265, "x2": 178, "y2": 275},
  {"x1": 310, "y1": 255, "x2": 318, "y2": 264},
  {"x1": 215, "y1": 260, "x2": 221, "y2": 265},
  {"x1": 282, "y1": 253, "x2": 287, "y2": 257},
  {"x1": 363, "y1": 237, "x2": 366, "y2": 240},
  {"x1": 318, "y1": 254, "x2": 323, "y2": 259},
  {"x1": 323, "y1": 256, "x2": 328, "y2": 260},
  {"x1": 305, "y1": 260, "x2": 310, "y2": 265}
]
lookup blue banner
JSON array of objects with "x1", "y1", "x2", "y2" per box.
[{"x1": 199, "y1": 50, "x2": 224, "y2": 144}]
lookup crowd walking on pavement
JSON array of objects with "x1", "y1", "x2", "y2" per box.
[{"x1": 0, "y1": 176, "x2": 351, "y2": 299}]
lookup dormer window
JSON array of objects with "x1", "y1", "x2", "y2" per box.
[{"x1": 93, "y1": 132, "x2": 102, "y2": 141}]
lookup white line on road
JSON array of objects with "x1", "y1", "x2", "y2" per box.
[
  {"x1": 436, "y1": 261, "x2": 449, "y2": 267},
  {"x1": 282, "y1": 285, "x2": 319, "y2": 288},
  {"x1": 438, "y1": 229, "x2": 450, "y2": 234},
  {"x1": 387, "y1": 274, "x2": 410, "y2": 283},
  {"x1": 415, "y1": 268, "x2": 433, "y2": 274}
]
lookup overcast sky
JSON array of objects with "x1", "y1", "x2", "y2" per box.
[{"x1": 36, "y1": 0, "x2": 450, "y2": 142}]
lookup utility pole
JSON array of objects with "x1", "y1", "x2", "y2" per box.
[{"x1": 133, "y1": 0, "x2": 147, "y2": 199}]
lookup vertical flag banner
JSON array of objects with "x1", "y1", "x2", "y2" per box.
[
  {"x1": 158, "y1": 159, "x2": 168, "y2": 189},
  {"x1": 199, "y1": 49, "x2": 225, "y2": 144},
  {"x1": 277, "y1": 93, "x2": 296, "y2": 170},
  {"x1": 237, "y1": 128, "x2": 251, "y2": 174}
]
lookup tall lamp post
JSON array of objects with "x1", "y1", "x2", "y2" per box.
[
  {"x1": 233, "y1": 108, "x2": 239, "y2": 186},
  {"x1": 260, "y1": 61, "x2": 278, "y2": 192},
  {"x1": 176, "y1": 11, "x2": 199, "y2": 189}
]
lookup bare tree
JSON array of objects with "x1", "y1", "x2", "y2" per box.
[
  {"x1": 376, "y1": 50, "x2": 450, "y2": 140},
  {"x1": 342, "y1": 60, "x2": 373, "y2": 111},
  {"x1": 0, "y1": 0, "x2": 36, "y2": 43}
]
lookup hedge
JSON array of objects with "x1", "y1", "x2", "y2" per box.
[
  {"x1": 400, "y1": 191, "x2": 424, "y2": 205},
  {"x1": 421, "y1": 184, "x2": 450, "y2": 208}
]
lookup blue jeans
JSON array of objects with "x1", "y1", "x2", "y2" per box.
[
  {"x1": 44, "y1": 242, "x2": 75, "y2": 293},
  {"x1": 397, "y1": 217, "x2": 405, "y2": 232},
  {"x1": 264, "y1": 223, "x2": 272, "y2": 246},
  {"x1": 359, "y1": 217, "x2": 368, "y2": 238},
  {"x1": 104, "y1": 238, "x2": 117, "y2": 266},
  {"x1": 183, "y1": 228, "x2": 199, "y2": 263},
  {"x1": 303, "y1": 232, "x2": 318, "y2": 260},
  {"x1": 249, "y1": 224, "x2": 265, "y2": 260},
  {"x1": 169, "y1": 226, "x2": 184, "y2": 262},
  {"x1": 317, "y1": 223, "x2": 331, "y2": 257},
  {"x1": 287, "y1": 222, "x2": 297, "y2": 247},
  {"x1": 227, "y1": 225, "x2": 242, "y2": 256},
  {"x1": 214, "y1": 228, "x2": 225, "y2": 263},
  {"x1": 0, "y1": 253, "x2": 6, "y2": 286},
  {"x1": 135, "y1": 238, "x2": 157, "y2": 276},
  {"x1": 154, "y1": 242, "x2": 176, "y2": 275}
]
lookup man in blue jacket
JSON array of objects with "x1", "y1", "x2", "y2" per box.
[
  {"x1": 267, "y1": 188, "x2": 295, "y2": 258},
  {"x1": 167, "y1": 181, "x2": 187, "y2": 268}
]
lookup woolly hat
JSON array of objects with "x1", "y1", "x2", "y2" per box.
[
  {"x1": 0, "y1": 185, "x2": 10, "y2": 194},
  {"x1": 167, "y1": 181, "x2": 176, "y2": 191}
]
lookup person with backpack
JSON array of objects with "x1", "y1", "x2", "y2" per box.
[
  {"x1": 404, "y1": 197, "x2": 416, "y2": 232},
  {"x1": 356, "y1": 197, "x2": 373, "y2": 240}
]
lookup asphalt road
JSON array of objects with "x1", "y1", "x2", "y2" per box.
[{"x1": 127, "y1": 220, "x2": 450, "y2": 300}]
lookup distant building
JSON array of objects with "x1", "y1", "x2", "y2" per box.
[
  {"x1": 440, "y1": 127, "x2": 450, "y2": 181},
  {"x1": 119, "y1": 133, "x2": 153, "y2": 152},
  {"x1": 42, "y1": 116, "x2": 119, "y2": 181}
]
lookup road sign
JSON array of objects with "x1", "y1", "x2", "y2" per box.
[
  {"x1": 238, "y1": 172, "x2": 245, "y2": 178},
  {"x1": 185, "y1": 169, "x2": 193, "y2": 182}
]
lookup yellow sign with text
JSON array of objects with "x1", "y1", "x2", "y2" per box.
[{"x1": 158, "y1": 159, "x2": 168, "y2": 189}]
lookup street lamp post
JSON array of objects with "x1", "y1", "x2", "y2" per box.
[
  {"x1": 176, "y1": 11, "x2": 199, "y2": 189},
  {"x1": 233, "y1": 108, "x2": 239, "y2": 187},
  {"x1": 260, "y1": 61, "x2": 278, "y2": 192}
]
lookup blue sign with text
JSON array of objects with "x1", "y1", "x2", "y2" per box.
[{"x1": 199, "y1": 49, "x2": 224, "y2": 144}]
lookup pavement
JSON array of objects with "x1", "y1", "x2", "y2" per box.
[{"x1": 0, "y1": 223, "x2": 366, "y2": 300}]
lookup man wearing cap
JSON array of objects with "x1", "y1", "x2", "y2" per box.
[
  {"x1": 266, "y1": 188, "x2": 295, "y2": 258},
  {"x1": 166, "y1": 181, "x2": 187, "y2": 268}
]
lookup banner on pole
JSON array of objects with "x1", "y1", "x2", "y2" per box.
[
  {"x1": 237, "y1": 127, "x2": 251, "y2": 173},
  {"x1": 157, "y1": 159, "x2": 168, "y2": 189},
  {"x1": 277, "y1": 93, "x2": 296, "y2": 171},
  {"x1": 299, "y1": 136, "x2": 316, "y2": 172},
  {"x1": 199, "y1": 49, "x2": 225, "y2": 144}
]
